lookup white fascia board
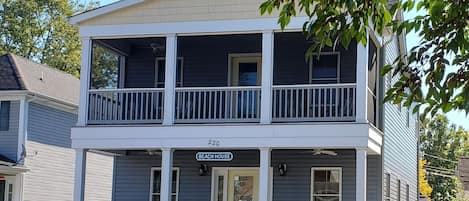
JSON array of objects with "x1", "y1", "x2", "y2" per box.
[
  {"x1": 71, "y1": 123, "x2": 381, "y2": 152},
  {"x1": 69, "y1": 0, "x2": 145, "y2": 25},
  {"x1": 78, "y1": 17, "x2": 308, "y2": 38}
]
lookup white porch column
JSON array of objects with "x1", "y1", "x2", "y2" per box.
[
  {"x1": 73, "y1": 149, "x2": 87, "y2": 201},
  {"x1": 260, "y1": 30, "x2": 274, "y2": 124},
  {"x1": 160, "y1": 148, "x2": 174, "y2": 201},
  {"x1": 356, "y1": 148, "x2": 367, "y2": 201},
  {"x1": 355, "y1": 36, "x2": 369, "y2": 123},
  {"x1": 77, "y1": 37, "x2": 92, "y2": 126},
  {"x1": 163, "y1": 34, "x2": 178, "y2": 125},
  {"x1": 259, "y1": 147, "x2": 271, "y2": 201}
]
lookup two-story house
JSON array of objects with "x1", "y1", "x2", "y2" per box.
[
  {"x1": 0, "y1": 54, "x2": 113, "y2": 201},
  {"x1": 69, "y1": 0, "x2": 419, "y2": 201}
]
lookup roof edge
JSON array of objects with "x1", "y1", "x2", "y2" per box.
[{"x1": 69, "y1": 0, "x2": 145, "y2": 25}]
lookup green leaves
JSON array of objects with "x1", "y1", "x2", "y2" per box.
[{"x1": 259, "y1": 0, "x2": 469, "y2": 116}]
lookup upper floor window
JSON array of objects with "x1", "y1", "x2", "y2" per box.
[
  {"x1": 309, "y1": 53, "x2": 340, "y2": 84},
  {"x1": 384, "y1": 173, "x2": 391, "y2": 201},
  {"x1": 150, "y1": 168, "x2": 179, "y2": 201},
  {"x1": 0, "y1": 101, "x2": 10, "y2": 131},
  {"x1": 155, "y1": 58, "x2": 184, "y2": 88},
  {"x1": 90, "y1": 43, "x2": 120, "y2": 89},
  {"x1": 311, "y1": 167, "x2": 342, "y2": 201}
]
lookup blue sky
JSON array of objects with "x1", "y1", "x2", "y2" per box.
[{"x1": 84, "y1": 0, "x2": 468, "y2": 129}]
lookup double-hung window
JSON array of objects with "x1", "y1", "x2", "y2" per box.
[
  {"x1": 311, "y1": 167, "x2": 342, "y2": 201},
  {"x1": 0, "y1": 101, "x2": 10, "y2": 131},
  {"x1": 150, "y1": 168, "x2": 179, "y2": 201},
  {"x1": 309, "y1": 53, "x2": 340, "y2": 84}
]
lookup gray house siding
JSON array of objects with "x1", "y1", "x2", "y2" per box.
[
  {"x1": 23, "y1": 102, "x2": 113, "y2": 201},
  {"x1": 383, "y1": 36, "x2": 419, "y2": 201},
  {"x1": 123, "y1": 33, "x2": 357, "y2": 88},
  {"x1": 112, "y1": 149, "x2": 381, "y2": 201},
  {"x1": 0, "y1": 100, "x2": 20, "y2": 161}
]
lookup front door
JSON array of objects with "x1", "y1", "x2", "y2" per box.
[{"x1": 213, "y1": 168, "x2": 259, "y2": 201}]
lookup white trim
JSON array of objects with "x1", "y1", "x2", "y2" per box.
[
  {"x1": 155, "y1": 57, "x2": 184, "y2": 87},
  {"x1": 119, "y1": 56, "x2": 126, "y2": 88},
  {"x1": 356, "y1": 148, "x2": 367, "y2": 201},
  {"x1": 259, "y1": 147, "x2": 271, "y2": 201},
  {"x1": 260, "y1": 30, "x2": 274, "y2": 124},
  {"x1": 16, "y1": 97, "x2": 27, "y2": 164},
  {"x1": 355, "y1": 35, "x2": 369, "y2": 123},
  {"x1": 78, "y1": 37, "x2": 92, "y2": 126},
  {"x1": 310, "y1": 167, "x2": 343, "y2": 201},
  {"x1": 69, "y1": 0, "x2": 145, "y2": 25},
  {"x1": 71, "y1": 123, "x2": 382, "y2": 153},
  {"x1": 308, "y1": 52, "x2": 341, "y2": 84},
  {"x1": 149, "y1": 167, "x2": 180, "y2": 201},
  {"x1": 78, "y1": 17, "x2": 308, "y2": 38},
  {"x1": 73, "y1": 149, "x2": 87, "y2": 201}
]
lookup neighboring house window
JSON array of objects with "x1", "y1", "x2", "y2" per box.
[
  {"x1": 309, "y1": 53, "x2": 340, "y2": 84},
  {"x1": 8, "y1": 183, "x2": 13, "y2": 201},
  {"x1": 0, "y1": 101, "x2": 10, "y2": 131},
  {"x1": 311, "y1": 167, "x2": 342, "y2": 201},
  {"x1": 397, "y1": 179, "x2": 401, "y2": 201},
  {"x1": 155, "y1": 58, "x2": 184, "y2": 88},
  {"x1": 150, "y1": 168, "x2": 179, "y2": 201},
  {"x1": 406, "y1": 184, "x2": 410, "y2": 201},
  {"x1": 384, "y1": 173, "x2": 391, "y2": 201}
]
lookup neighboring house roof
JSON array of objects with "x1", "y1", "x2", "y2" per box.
[
  {"x1": 458, "y1": 157, "x2": 469, "y2": 199},
  {"x1": 0, "y1": 54, "x2": 79, "y2": 106},
  {"x1": 0, "y1": 154, "x2": 15, "y2": 165}
]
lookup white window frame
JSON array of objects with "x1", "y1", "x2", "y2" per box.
[
  {"x1": 149, "y1": 167, "x2": 180, "y2": 201},
  {"x1": 310, "y1": 167, "x2": 342, "y2": 201},
  {"x1": 155, "y1": 57, "x2": 184, "y2": 88},
  {"x1": 309, "y1": 52, "x2": 341, "y2": 84}
]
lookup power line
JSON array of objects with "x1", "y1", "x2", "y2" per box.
[
  {"x1": 426, "y1": 171, "x2": 455, "y2": 178},
  {"x1": 422, "y1": 153, "x2": 458, "y2": 164},
  {"x1": 424, "y1": 165, "x2": 456, "y2": 173}
]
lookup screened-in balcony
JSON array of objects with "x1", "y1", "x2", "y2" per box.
[{"x1": 85, "y1": 32, "x2": 379, "y2": 125}]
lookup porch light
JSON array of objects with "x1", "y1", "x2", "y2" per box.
[
  {"x1": 199, "y1": 164, "x2": 208, "y2": 176},
  {"x1": 278, "y1": 163, "x2": 287, "y2": 176}
]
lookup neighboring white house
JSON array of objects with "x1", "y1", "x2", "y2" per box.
[
  {"x1": 0, "y1": 54, "x2": 113, "y2": 201},
  {"x1": 69, "y1": 1, "x2": 419, "y2": 201}
]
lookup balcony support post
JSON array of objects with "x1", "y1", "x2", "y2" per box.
[
  {"x1": 356, "y1": 148, "x2": 367, "y2": 201},
  {"x1": 259, "y1": 147, "x2": 271, "y2": 201},
  {"x1": 163, "y1": 34, "x2": 178, "y2": 125},
  {"x1": 77, "y1": 37, "x2": 92, "y2": 126},
  {"x1": 260, "y1": 30, "x2": 274, "y2": 124},
  {"x1": 160, "y1": 148, "x2": 174, "y2": 201},
  {"x1": 73, "y1": 149, "x2": 87, "y2": 201},
  {"x1": 356, "y1": 34, "x2": 369, "y2": 123}
]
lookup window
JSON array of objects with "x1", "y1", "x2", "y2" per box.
[
  {"x1": 309, "y1": 53, "x2": 340, "y2": 84},
  {"x1": 7, "y1": 183, "x2": 13, "y2": 201},
  {"x1": 406, "y1": 184, "x2": 410, "y2": 201},
  {"x1": 397, "y1": 180, "x2": 401, "y2": 201},
  {"x1": 150, "y1": 168, "x2": 179, "y2": 201},
  {"x1": 311, "y1": 168, "x2": 342, "y2": 201},
  {"x1": 155, "y1": 58, "x2": 183, "y2": 88},
  {"x1": 0, "y1": 101, "x2": 10, "y2": 131},
  {"x1": 384, "y1": 173, "x2": 391, "y2": 201}
]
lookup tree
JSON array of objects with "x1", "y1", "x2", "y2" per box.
[
  {"x1": 420, "y1": 114, "x2": 469, "y2": 201},
  {"x1": 419, "y1": 159, "x2": 433, "y2": 200},
  {"x1": 259, "y1": 0, "x2": 469, "y2": 116},
  {"x1": 0, "y1": 0, "x2": 98, "y2": 77}
]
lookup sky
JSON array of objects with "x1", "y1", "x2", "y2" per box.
[{"x1": 83, "y1": 0, "x2": 468, "y2": 129}]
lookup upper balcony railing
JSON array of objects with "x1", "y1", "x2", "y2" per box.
[{"x1": 87, "y1": 84, "x2": 355, "y2": 125}]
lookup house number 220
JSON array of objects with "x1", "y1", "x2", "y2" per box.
[{"x1": 208, "y1": 139, "x2": 220, "y2": 147}]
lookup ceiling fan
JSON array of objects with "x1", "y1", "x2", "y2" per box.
[{"x1": 311, "y1": 149, "x2": 338, "y2": 156}]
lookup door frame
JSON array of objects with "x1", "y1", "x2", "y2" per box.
[
  {"x1": 210, "y1": 167, "x2": 273, "y2": 201},
  {"x1": 227, "y1": 53, "x2": 262, "y2": 86}
]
